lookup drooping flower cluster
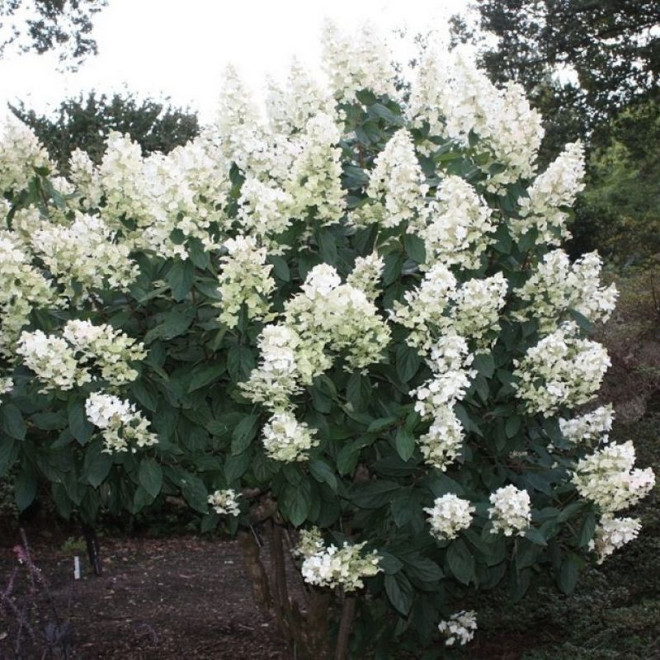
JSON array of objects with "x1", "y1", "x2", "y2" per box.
[
  {"x1": 488, "y1": 485, "x2": 531, "y2": 536},
  {"x1": 262, "y1": 411, "x2": 319, "y2": 462},
  {"x1": 208, "y1": 489, "x2": 241, "y2": 516},
  {"x1": 85, "y1": 392, "x2": 158, "y2": 453},
  {"x1": 0, "y1": 231, "x2": 58, "y2": 357},
  {"x1": 438, "y1": 610, "x2": 478, "y2": 647},
  {"x1": 216, "y1": 236, "x2": 276, "y2": 328},
  {"x1": 513, "y1": 323, "x2": 610, "y2": 416},
  {"x1": 515, "y1": 250, "x2": 617, "y2": 334},
  {"x1": 413, "y1": 335, "x2": 475, "y2": 470},
  {"x1": 590, "y1": 515, "x2": 641, "y2": 564},
  {"x1": 572, "y1": 441, "x2": 655, "y2": 514},
  {"x1": 514, "y1": 141, "x2": 585, "y2": 244},
  {"x1": 425, "y1": 493, "x2": 475, "y2": 541},
  {"x1": 559, "y1": 405, "x2": 614, "y2": 445},
  {"x1": 17, "y1": 320, "x2": 145, "y2": 391},
  {"x1": 298, "y1": 534, "x2": 382, "y2": 592}
]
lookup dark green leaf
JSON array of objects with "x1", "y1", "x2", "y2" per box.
[
  {"x1": 224, "y1": 451, "x2": 251, "y2": 483},
  {"x1": 68, "y1": 399, "x2": 94, "y2": 444},
  {"x1": 188, "y1": 363, "x2": 226, "y2": 392},
  {"x1": 346, "y1": 373, "x2": 372, "y2": 412},
  {"x1": 352, "y1": 480, "x2": 400, "y2": 509},
  {"x1": 281, "y1": 480, "x2": 312, "y2": 526},
  {"x1": 309, "y1": 459, "x2": 337, "y2": 492},
  {"x1": 403, "y1": 234, "x2": 426, "y2": 264},
  {"x1": 395, "y1": 343, "x2": 421, "y2": 383},
  {"x1": 231, "y1": 415, "x2": 260, "y2": 455},
  {"x1": 558, "y1": 556, "x2": 579, "y2": 595},
  {"x1": 395, "y1": 427, "x2": 416, "y2": 462},
  {"x1": 83, "y1": 442, "x2": 113, "y2": 487},
  {"x1": 166, "y1": 258, "x2": 195, "y2": 301},
  {"x1": 446, "y1": 538, "x2": 475, "y2": 585},
  {"x1": 1, "y1": 404, "x2": 26, "y2": 440},
  {"x1": 138, "y1": 458, "x2": 163, "y2": 498},
  {"x1": 15, "y1": 472, "x2": 37, "y2": 511},
  {"x1": 227, "y1": 345, "x2": 256, "y2": 382},
  {"x1": 384, "y1": 572, "x2": 413, "y2": 616},
  {"x1": 180, "y1": 474, "x2": 209, "y2": 513}
]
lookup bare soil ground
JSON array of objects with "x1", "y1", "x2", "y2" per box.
[{"x1": 0, "y1": 531, "x2": 289, "y2": 659}]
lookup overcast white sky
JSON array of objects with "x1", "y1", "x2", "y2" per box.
[{"x1": 0, "y1": 0, "x2": 469, "y2": 123}]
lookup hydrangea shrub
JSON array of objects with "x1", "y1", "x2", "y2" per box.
[{"x1": 0, "y1": 23, "x2": 654, "y2": 657}]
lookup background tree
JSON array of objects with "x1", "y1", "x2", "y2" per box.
[
  {"x1": 451, "y1": 0, "x2": 659, "y2": 261},
  {"x1": 0, "y1": 0, "x2": 107, "y2": 66},
  {"x1": 10, "y1": 92, "x2": 200, "y2": 172}
]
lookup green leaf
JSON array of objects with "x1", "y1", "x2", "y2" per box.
[
  {"x1": 281, "y1": 480, "x2": 312, "y2": 526},
  {"x1": 346, "y1": 373, "x2": 372, "y2": 412},
  {"x1": 395, "y1": 343, "x2": 421, "y2": 383},
  {"x1": 231, "y1": 415, "x2": 260, "y2": 455},
  {"x1": 83, "y1": 442, "x2": 113, "y2": 487},
  {"x1": 309, "y1": 459, "x2": 338, "y2": 492},
  {"x1": 268, "y1": 255, "x2": 290, "y2": 282},
  {"x1": 384, "y1": 573, "x2": 413, "y2": 616},
  {"x1": 524, "y1": 527, "x2": 547, "y2": 547},
  {"x1": 505, "y1": 415, "x2": 522, "y2": 439},
  {"x1": 403, "y1": 234, "x2": 426, "y2": 264},
  {"x1": 1, "y1": 404, "x2": 26, "y2": 440},
  {"x1": 224, "y1": 451, "x2": 251, "y2": 483},
  {"x1": 402, "y1": 555, "x2": 443, "y2": 583},
  {"x1": 352, "y1": 480, "x2": 400, "y2": 509},
  {"x1": 336, "y1": 442, "x2": 361, "y2": 475},
  {"x1": 0, "y1": 437, "x2": 18, "y2": 477},
  {"x1": 395, "y1": 427, "x2": 416, "y2": 462},
  {"x1": 68, "y1": 399, "x2": 94, "y2": 444},
  {"x1": 180, "y1": 474, "x2": 209, "y2": 514},
  {"x1": 144, "y1": 307, "x2": 195, "y2": 343},
  {"x1": 138, "y1": 458, "x2": 163, "y2": 498},
  {"x1": 472, "y1": 353, "x2": 495, "y2": 378},
  {"x1": 446, "y1": 538, "x2": 475, "y2": 585},
  {"x1": 577, "y1": 512, "x2": 597, "y2": 548},
  {"x1": 133, "y1": 486, "x2": 154, "y2": 513},
  {"x1": 558, "y1": 555, "x2": 579, "y2": 595},
  {"x1": 15, "y1": 472, "x2": 37, "y2": 511},
  {"x1": 188, "y1": 363, "x2": 226, "y2": 392},
  {"x1": 227, "y1": 345, "x2": 256, "y2": 382},
  {"x1": 166, "y1": 258, "x2": 195, "y2": 301},
  {"x1": 367, "y1": 416, "x2": 399, "y2": 433}
]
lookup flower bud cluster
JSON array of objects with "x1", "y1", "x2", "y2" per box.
[
  {"x1": 515, "y1": 142, "x2": 585, "y2": 245},
  {"x1": 438, "y1": 610, "x2": 477, "y2": 647},
  {"x1": 262, "y1": 411, "x2": 319, "y2": 462},
  {"x1": 488, "y1": 485, "x2": 531, "y2": 536},
  {"x1": 266, "y1": 59, "x2": 337, "y2": 134},
  {"x1": 85, "y1": 392, "x2": 158, "y2": 453},
  {"x1": 559, "y1": 405, "x2": 614, "y2": 445},
  {"x1": 321, "y1": 21, "x2": 398, "y2": 102},
  {"x1": 208, "y1": 489, "x2": 241, "y2": 516},
  {"x1": 216, "y1": 236, "x2": 276, "y2": 328},
  {"x1": 513, "y1": 323, "x2": 610, "y2": 416},
  {"x1": 410, "y1": 176, "x2": 495, "y2": 271},
  {"x1": 299, "y1": 536, "x2": 382, "y2": 592},
  {"x1": 354, "y1": 129, "x2": 428, "y2": 229},
  {"x1": 0, "y1": 120, "x2": 52, "y2": 196},
  {"x1": 0, "y1": 231, "x2": 58, "y2": 357},
  {"x1": 346, "y1": 253, "x2": 384, "y2": 302},
  {"x1": 414, "y1": 334, "x2": 474, "y2": 470},
  {"x1": 572, "y1": 441, "x2": 655, "y2": 513},
  {"x1": 590, "y1": 515, "x2": 641, "y2": 564},
  {"x1": 425, "y1": 493, "x2": 475, "y2": 541},
  {"x1": 407, "y1": 47, "x2": 543, "y2": 189},
  {"x1": 515, "y1": 250, "x2": 617, "y2": 334}
]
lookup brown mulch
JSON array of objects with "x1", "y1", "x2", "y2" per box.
[{"x1": 0, "y1": 532, "x2": 290, "y2": 659}]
